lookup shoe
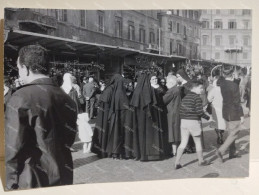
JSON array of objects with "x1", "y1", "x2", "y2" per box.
[
  {"x1": 70, "y1": 148, "x2": 78, "y2": 152},
  {"x1": 198, "y1": 160, "x2": 210, "y2": 166},
  {"x1": 229, "y1": 154, "x2": 241, "y2": 159},
  {"x1": 216, "y1": 150, "x2": 224, "y2": 163},
  {"x1": 174, "y1": 164, "x2": 182, "y2": 170}
]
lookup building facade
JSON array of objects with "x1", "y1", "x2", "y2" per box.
[
  {"x1": 200, "y1": 9, "x2": 252, "y2": 67},
  {"x1": 4, "y1": 9, "x2": 190, "y2": 80},
  {"x1": 158, "y1": 10, "x2": 201, "y2": 59}
]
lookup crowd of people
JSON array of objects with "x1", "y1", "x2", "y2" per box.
[{"x1": 4, "y1": 44, "x2": 251, "y2": 190}]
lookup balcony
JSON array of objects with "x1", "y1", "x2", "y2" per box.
[
  {"x1": 17, "y1": 9, "x2": 57, "y2": 31},
  {"x1": 224, "y1": 46, "x2": 243, "y2": 53}
]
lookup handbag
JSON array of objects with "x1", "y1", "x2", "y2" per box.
[{"x1": 206, "y1": 102, "x2": 212, "y2": 115}]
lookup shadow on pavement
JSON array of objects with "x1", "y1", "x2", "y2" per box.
[
  {"x1": 73, "y1": 155, "x2": 100, "y2": 169},
  {"x1": 182, "y1": 128, "x2": 250, "y2": 167}
]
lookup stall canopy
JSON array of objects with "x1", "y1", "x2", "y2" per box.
[{"x1": 5, "y1": 30, "x2": 186, "y2": 61}]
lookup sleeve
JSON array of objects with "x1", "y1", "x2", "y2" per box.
[
  {"x1": 82, "y1": 85, "x2": 87, "y2": 98},
  {"x1": 207, "y1": 88, "x2": 214, "y2": 103},
  {"x1": 163, "y1": 91, "x2": 174, "y2": 105},
  {"x1": 89, "y1": 86, "x2": 97, "y2": 99},
  {"x1": 195, "y1": 95, "x2": 210, "y2": 120},
  {"x1": 5, "y1": 94, "x2": 30, "y2": 190},
  {"x1": 233, "y1": 84, "x2": 244, "y2": 118}
]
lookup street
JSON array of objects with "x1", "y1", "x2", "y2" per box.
[{"x1": 71, "y1": 104, "x2": 250, "y2": 184}]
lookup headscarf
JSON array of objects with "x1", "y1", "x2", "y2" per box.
[
  {"x1": 61, "y1": 73, "x2": 73, "y2": 94},
  {"x1": 130, "y1": 73, "x2": 157, "y2": 110},
  {"x1": 99, "y1": 74, "x2": 121, "y2": 103},
  {"x1": 108, "y1": 74, "x2": 129, "y2": 119},
  {"x1": 176, "y1": 69, "x2": 191, "y2": 82}
]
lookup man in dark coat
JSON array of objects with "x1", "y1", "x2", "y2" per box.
[
  {"x1": 163, "y1": 75, "x2": 181, "y2": 156},
  {"x1": 5, "y1": 45, "x2": 77, "y2": 190},
  {"x1": 216, "y1": 66, "x2": 244, "y2": 162},
  {"x1": 83, "y1": 77, "x2": 96, "y2": 119}
]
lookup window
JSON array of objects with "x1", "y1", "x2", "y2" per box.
[
  {"x1": 242, "y1": 9, "x2": 251, "y2": 15},
  {"x1": 229, "y1": 9, "x2": 235, "y2": 15},
  {"x1": 189, "y1": 10, "x2": 193, "y2": 19},
  {"x1": 176, "y1": 10, "x2": 180, "y2": 16},
  {"x1": 170, "y1": 39, "x2": 174, "y2": 55},
  {"x1": 214, "y1": 20, "x2": 222, "y2": 29},
  {"x1": 216, "y1": 10, "x2": 220, "y2": 14},
  {"x1": 61, "y1": 10, "x2": 67, "y2": 22},
  {"x1": 229, "y1": 35, "x2": 236, "y2": 46},
  {"x1": 243, "y1": 52, "x2": 248, "y2": 59},
  {"x1": 149, "y1": 31, "x2": 155, "y2": 44},
  {"x1": 177, "y1": 43, "x2": 182, "y2": 55},
  {"x1": 243, "y1": 20, "x2": 249, "y2": 29},
  {"x1": 215, "y1": 36, "x2": 221, "y2": 46},
  {"x1": 202, "y1": 35, "x2": 208, "y2": 45},
  {"x1": 80, "y1": 10, "x2": 86, "y2": 27},
  {"x1": 184, "y1": 26, "x2": 187, "y2": 35},
  {"x1": 202, "y1": 52, "x2": 207, "y2": 59},
  {"x1": 202, "y1": 10, "x2": 207, "y2": 14},
  {"x1": 55, "y1": 9, "x2": 59, "y2": 20},
  {"x1": 98, "y1": 12, "x2": 104, "y2": 32},
  {"x1": 139, "y1": 27, "x2": 145, "y2": 43},
  {"x1": 177, "y1": 23, "x2": 180, "y2": 33},
  {"x1": 228, "y1": 20, "x2": 237, "y2": 29},
  {"x1": 215, "y1": 52, "x2": 220, "y2": 59},
  {"x1": 169, "y1": 21, "x2": 173, "y2": 31},
  {"x1": 243, "y1": 36, "x2": 250, "y2": 46},
  {"x1": 194, "y1": 11, "x2": 199, "y2": 20},
  {"x1": 115, "y1": 18, "x2": 122, "y2": 37},
  {"x1": 230, "y1": 52, "x2": 235, "y2": 60},
  {"x1": 189, "y1": 26, "x2": 193, "y2": 36},
  {"x1": 128, "y1": 23, "x2": 135, "y2": 41},
  {"x1": 202, "y1": 20, "x2": 210, "y2": 29},
  {"x1": 183, "y1": 10, "x2": 188, "y2": 18}
]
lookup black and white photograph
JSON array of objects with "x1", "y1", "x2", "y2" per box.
[{"x1": 3, "y1": 8, "x2": 251, "y2": 191}]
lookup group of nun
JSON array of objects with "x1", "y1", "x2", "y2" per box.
[{"x1": 91, "y1": 70, "x2": 187, "y2": 161}]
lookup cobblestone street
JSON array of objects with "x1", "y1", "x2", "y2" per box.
[{"x1": 72, "y1": 105, "x2": 250, "y2": 184}]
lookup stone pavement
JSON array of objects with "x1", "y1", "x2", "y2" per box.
[{"x1": 71, "y1": 104, "x2": 250, "y2": 184}]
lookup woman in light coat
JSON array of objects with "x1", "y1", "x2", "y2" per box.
[{"x1": 207, "y1": 77, "x2": 226, "y2": 145}]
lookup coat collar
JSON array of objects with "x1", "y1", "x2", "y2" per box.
[{"x1": 16, "y1": 77, "x2": 57, "y2": 90}]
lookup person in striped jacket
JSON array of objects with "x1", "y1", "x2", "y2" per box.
[{"x1": 174, "y1": 79, "x2": 211, "y2": 169}]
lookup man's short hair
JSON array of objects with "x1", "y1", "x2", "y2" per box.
[
  {"x1": 188, "y1": 79, "x2": 203, "y2": 89},
  {"x1": 222, "y1": 65, "x2": 235, "y2": 78},
  {"x1": 18, "y1": 45, "x2": 49, "y2": 75}
]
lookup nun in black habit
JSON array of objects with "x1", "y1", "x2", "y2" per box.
[
  {"x1": 91, "y1": 74, "x2": 122, "y2": 158},
  {"x1": 105, "y1": 74, "x2": 130, "y2": 159},
  {"x1": 129, "y1": 73, "x2": 165, "y2": 161}
]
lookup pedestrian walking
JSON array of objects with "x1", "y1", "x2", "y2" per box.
[
  {"x1": 207, "y1": 75, "x2": 226, "y2": 145},
  {"x1": 174, "y1": 80, "x2": 211, "y2": 169},
  {"x1": 216, "y1": 66, "x2": 244, "y2": 162},
  {"x1": 176, "y1": 69, "x2": 196, "y2": 154}
]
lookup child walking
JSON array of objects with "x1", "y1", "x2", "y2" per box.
[{"x1": 174, "y1": 80, "x2": 211, "y2": 169}]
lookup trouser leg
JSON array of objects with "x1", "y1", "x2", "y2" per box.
[
  {"x1": 218, "y1": 122, "x2": 240, "y2": 155},
  {"x1": 89, "y1": 98, "x2": 95, "y2": 118},
  {"x1": 85, "y1": 100, "x2": 90, "y2": 114}
]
